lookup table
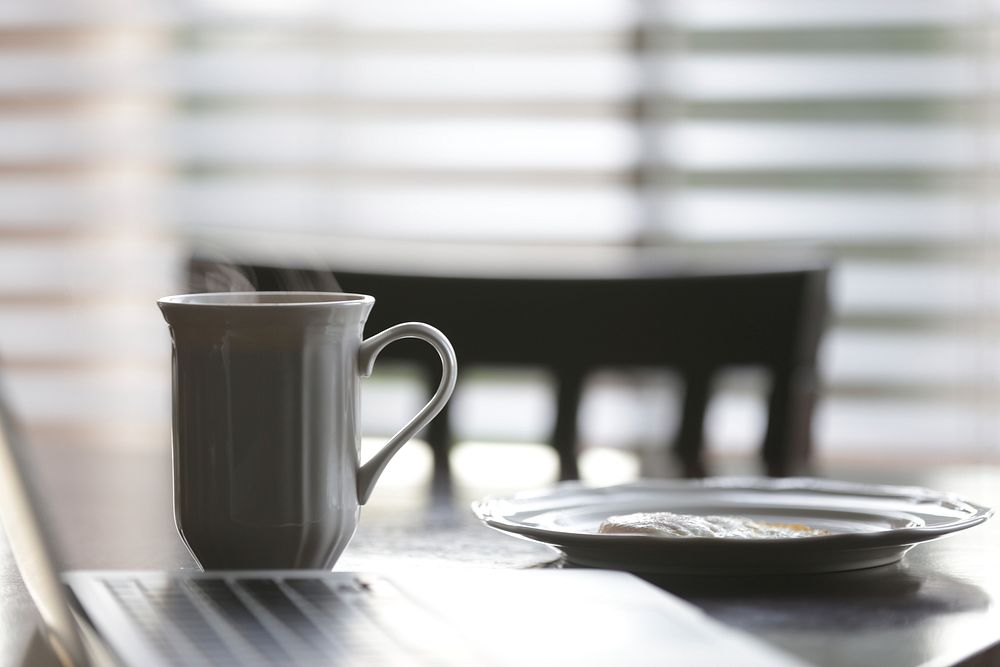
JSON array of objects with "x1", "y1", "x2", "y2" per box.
[{"x1": 3, "y1": 442, "x2": 999, "y2": 667}]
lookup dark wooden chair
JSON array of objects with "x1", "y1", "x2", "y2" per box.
[{"x1": 189, "y1": 257, "x2": 829, "y2": 484}]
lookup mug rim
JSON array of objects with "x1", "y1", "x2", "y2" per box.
[{"x1": 158, "y1": 291, "x2": 375, "y2": 307}]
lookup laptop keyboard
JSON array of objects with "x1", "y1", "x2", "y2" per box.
[{"x1": 101, "y1": 575, "x2": 473, "y2": 666}]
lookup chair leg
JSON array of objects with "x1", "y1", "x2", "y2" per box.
[
  {"x1": 425, "y1": 372, "x2": 453, "y2": 491},
  {"x1": 674, "y1": 370, "x2": 710, "y2": 478},
  {"x1": 552, "y1": 370, "x2": 583, "y2": 480},
  {"x1": 763, "y1": 365, "x2": 816, "y2": 477}
]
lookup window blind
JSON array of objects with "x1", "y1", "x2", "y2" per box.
[{"x1": 0, "y1": 0, "x2": 996, "y2": 460}]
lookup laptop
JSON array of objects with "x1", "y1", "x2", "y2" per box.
[{"x1": 0, "y1": 386, "x2": 807, "y2": 667}]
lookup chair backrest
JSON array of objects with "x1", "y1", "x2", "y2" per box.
[{"x1": 216, "y1": 265, "x2": 825, "y2": 367}]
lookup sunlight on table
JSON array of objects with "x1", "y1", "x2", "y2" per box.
[{"x1": 359, "y1": 435, "x2": 641, "y2": 509}]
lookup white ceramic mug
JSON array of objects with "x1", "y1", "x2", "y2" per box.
[{"x1": 158, "y1": 292, "x2": 457, "y2": 569}]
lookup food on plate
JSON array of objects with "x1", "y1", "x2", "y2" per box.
[{"x1": 597, "y1": 511, "x2": 830, "y2": 538}]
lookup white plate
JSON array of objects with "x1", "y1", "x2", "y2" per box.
[{"x1": 471, "y1": 478, "x2": 993, "y2": 574}]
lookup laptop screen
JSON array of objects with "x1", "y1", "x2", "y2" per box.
[{"x1": 0, "y1": 383, "x2": 89, "y2": 667}]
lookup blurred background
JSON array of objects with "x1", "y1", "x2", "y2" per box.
[{"x1": 1, "y1": 0, "x2": 999, "y2": 492}]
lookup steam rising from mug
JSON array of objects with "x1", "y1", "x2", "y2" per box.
[
  {"x1": 186, "y1": 258, "x2": 343, "y2": 294},
  {"x1": 158, "y1": 291, "x2": 457, "y2": 570}
]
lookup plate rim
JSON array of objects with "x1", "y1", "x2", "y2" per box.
[{"x1": 471, "y1": 477, "x2": 994, "y2": 551}]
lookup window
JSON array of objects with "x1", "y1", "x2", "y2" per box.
[{"x1": 0, "y1": 0, "x2": 996, "y2": 462}]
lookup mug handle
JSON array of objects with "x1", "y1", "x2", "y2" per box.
[{"x1": 356, "y1": 322, "x2": 458, "y2": 504}]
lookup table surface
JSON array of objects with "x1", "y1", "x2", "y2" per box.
[
  {"x1": 191, "y1": 226, "x2": 830, "y2": 279},
  {"x1": 2, "y1": 443, "x2": 999, "y2": 667}
]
